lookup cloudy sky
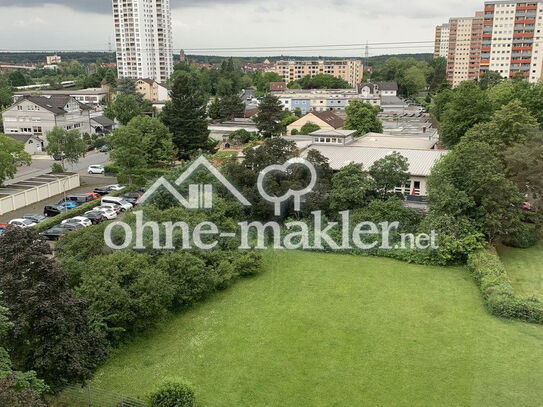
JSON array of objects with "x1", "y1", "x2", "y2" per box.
[{"x1": 0, "y1": 0, "x2": 484, "y2": 56}]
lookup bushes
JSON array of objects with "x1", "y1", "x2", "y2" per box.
[
  {"x1": 149, "y1": 380, "x2": 196, "y2": 407},
  {"x1": 467, "y1": 248, "x2": 543, "y2": 324},
  {"x1": 502, "y1": 223, "x2": 540, "y2": 249}
]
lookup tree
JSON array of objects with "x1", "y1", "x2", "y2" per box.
[
  {"x1": 428, "y1": 140, "x2": 524, "y2": 242},
  {"x1": 161, "y1": 73, "x2": 216, "y2": 159},
  {"x1": 253, "y1": 93, "x2": 286, "y2": 138},
  {"x1": 344, "y1": 100, "x2": 383, "y2": 136},
  {"x1": 505, "y1": 134, "x2": 543, "y2": 212},
  {"x1": 329, "y1": 163, "x2": 374, "y2": 212},
  {"x1": 45, "y1": 127, "x2": 87, "y2": 170},
  {"x1": 110, "y1": 127, "x2": 147, "y2": 185},
  {"x1": 253, "y1": 71, "x2": 283, "y2": 94},
  {"x1": 300, "y1": 121, "x2": 321, "y2": 135},
  {"x1": 439, "y1": 81, "x2": 493, "y2": 147},
  {"x1": 479, "y1": 71, "x2": 503, "y2": 90},
  {"x1": 369, "y1": 152, "x2": 410, "y2": 199},
  {"x1": 105, "y1": 93, "x2": 148, "y2": 126},
  {"x1": 428, "y1": 57, "x2": 448, "y2": 92},
  {"x1": 8, "y1": 71, "x2": 27, "y2": 87},
  {"x1": 113, "y1": 116, "x2": 176, "y2": 166},
  {"x1": 208, "y1": 94, "x2": 245, "y2": 121},
  {"x1": 150, "y1": 380, "x2": 196, "y2": 407},
  {"x1": 0, "y1": 134, "x2": 31, "y2": 186},
  {"x1": 0, "y1": 75, "x2": 13, "y2": 108},
  {"x1": 0, "y1": 301, "x2": 48, "y2": 407},
  {"x1": 290, "y1": 74, "x2": 351, "y2": 90},
  {"x1": 0, "y1": 227, "x2": 106, "y2": 389},
  {"x1": 401, "y1": 66, "x2": 427, "y2": 97},
  {"x1": 103, "y1": 68, "x2": 117, "y2": 88},
  {"x1": 463, "y1": 100, "x2": 538, "y2": 151}
]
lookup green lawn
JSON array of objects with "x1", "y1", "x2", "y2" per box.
[
  {"x1": 89, "y1": 251, "x2": 543, "y2": 407},
  {"x1": 498, "y1": 240, "x2": 543, "y2": 301}
]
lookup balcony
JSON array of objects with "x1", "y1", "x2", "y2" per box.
[
  {"x1": 511, "y1": 58, "x2": 532, "y2": 64},
  {"x1": 514, "y1": 32, "x2": 534, "y2": 38},
  {"x1": 515, "y1": 19, "x2": 536, "y2": 24},
  {"x1": 517, "y1": 5, "x2": 538, "y2": 11}
]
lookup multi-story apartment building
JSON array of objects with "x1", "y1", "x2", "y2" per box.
[
  {"x1": 270, "y1": 60, "x2": 364, "y2": 88},
  {"x1": 434, "y1": 24, "x2": 451, "y2": 57},
  {"x1": 112, "y1": 0, "x2": 174, "y2": 83},
  {"x1": 481, "y1": 1, "x2": 543, "y2": 82},
  {"x1": 447, "y1": 13, "x2": 484, "y2": 87}
]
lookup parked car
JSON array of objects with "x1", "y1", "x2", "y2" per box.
[
  {"x1": 44, "y1": 204, "x2": 69, "y2": 217},
  {"x1": 57, "y1": 200, "x2": 79, "y2": 209},
  {"x1": 0, "y1": 224, "x2": 7, "y2": 236},
  {"x1": 106, "y1": 184, "x2": 124, "y2": 192},
  {"x1": 93, "y1": 206, "x2": 118, "y2": 220},
  {"x1": 93, "y1": 186, "x2": 111, "y2": 196},
  {"x1": 99, "y1": 144, "x2": 111, "y2": 153},
  {"x1": 122, "y1": 192, "x2": 142, "y2": 206},
  {"x1": 8, "y1": 219, "x2": 37, "y2": 228},
  {"x1": 61, "y1": 216, "x2": 92, "y2": 228},
  {"x1": 88, "y1": 165, "x2": 105, "y2": 175},
  {"x1": 53, "y1": 154, "x2": 65, "y2": 161},
  {"x1": 85, "y1": 192, "x2": 101, "y2": 201},
  {"x1": 98, "y1": 202, "x2": 123, "y2": 214},
  {"x1": 83, "y1": 211, "x2": 106, "y2": 224},
  {"x1": 41, "y1": 223, "x2": 83, "y2": 241},
  {"x1": 60, "y1": 194, "x2": 93, "y2": 205},
  {"x1": 102, "y1": 197, "x2": 133, "y2": 212},
  {"x1": 23, "y1": 214, "x2": 47, "y2": 224}
]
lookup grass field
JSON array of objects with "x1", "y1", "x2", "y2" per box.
[
  {"x1": 498, "y1": 240, "x2": 543, "y2": 301},
  {"x1": 89, "y1": 251, "x2": 543, "y2": 407}
]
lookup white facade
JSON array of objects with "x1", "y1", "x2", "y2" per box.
[
  {"x1": 435, "y1": 24, "x2": 451, "y2": 58},
  {"x1": 482, "y1": 1, "x2": 543, "y2": 83},
  {"x1": 112, "y1": 0, "x2": 174, "y2": 83},
  {"x1": 2, "y1": 97, "x2": 92, "y2": 152}
]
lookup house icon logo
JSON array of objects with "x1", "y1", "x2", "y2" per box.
[{"x1": 138, "y1": 156, "x2": 251, "y2": 209}]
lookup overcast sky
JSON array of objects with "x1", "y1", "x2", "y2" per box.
[{"x1": 0, "y1": 0, "x2": 484, "y2": 56}]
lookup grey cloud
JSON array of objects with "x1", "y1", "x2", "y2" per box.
[{"x1": 0, "y1": 0, "x2": 255, "y2": 14}]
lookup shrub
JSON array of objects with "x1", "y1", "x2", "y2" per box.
[
  {"x1": 502, "y1": 223, "x2": 540, "y2": 249},
  {"x1": 149, "y1": 380, "x2": 196, "y2": 407},
  {"x1": 290, "y1": 129, "x2": 299, "y2": 135},
  {"x1": 300, "y1": 121, "x2": 321, "y2": 135},
  {"x1": 51, "y1": 163, "x2": 65, "y2": 173},
  {"x1": 467, "y1": 248, "x2": 543, "y2": 324}
]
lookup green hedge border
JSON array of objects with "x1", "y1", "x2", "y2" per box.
[
  {"x1": 467, "y1": 248, "x2": 543, "y2": 324},
  {"x1": 35, "y1": 189, "x2": 128, "y2": 233}
]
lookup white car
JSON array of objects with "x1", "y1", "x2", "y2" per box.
[
  {"x1": 93, "y1": 207, "x2": 118, "y2": 220},
  {"x1": 101, "y1": 197, "x2": 133, "y2": 212},
  {"x1": 61, "y1": 216, "x2": 92, "y2": 228},
  {"x1": 106, "y1": 184, "x2": 124, "y2": 192},
  {"x1": 8, "y1": 218, "x2": 37, "y2": 228},
  {"x1": 88, "y1": 165, "x2": 105, "y2": 175}
]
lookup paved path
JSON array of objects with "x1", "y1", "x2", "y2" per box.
[{"x1": 8, "y1": 151, "x2": 110, "y2": 185}]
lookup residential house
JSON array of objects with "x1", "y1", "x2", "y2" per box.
[
  {"x1": 2, "y1": 95, "x2": 92, "y2": 153},
  {"x1": 136, "y1": 78, "x2": 171, "y2": 103},
  {"x1": 286, "y1": 111, "x2": 344, "y2": 135},
  {"x1": 5, "y1": 134, "x2": 44, "y2": 155},
  {"x1": 90, "y1": 116, "x2": 116, "y2": 135}
]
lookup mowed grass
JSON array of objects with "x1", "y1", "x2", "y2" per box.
[
  {"x1": 498, "y1": 240, "x2": 543, "y2": 301},
  {"x1": 90, "y1": 251, "x2": 543, "y2": 407}
]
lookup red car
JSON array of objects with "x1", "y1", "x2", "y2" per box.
[
  {"x1": 0, "y1": 224, "x2": 7, "y2": 236},
  {"x1": 85, "y1": 192, "x2": 101, "y2": 201}
]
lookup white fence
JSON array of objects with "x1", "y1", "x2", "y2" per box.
[{"x1": 0, "y1": 174, "x2": 80, "y2": 216}]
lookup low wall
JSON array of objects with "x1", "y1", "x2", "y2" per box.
[{"x1": 0, "y1": 174, "x2": 80, "y2": 216}]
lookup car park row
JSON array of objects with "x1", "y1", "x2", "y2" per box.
[{"x1": 0, "y1": 184, "x2": 144, "y2": 241}]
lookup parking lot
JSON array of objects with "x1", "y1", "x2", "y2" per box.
[{"x1": 0, "y1": 175, "x2": 116, "y2": 224}]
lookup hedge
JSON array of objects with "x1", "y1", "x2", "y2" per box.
[
  {"x1": 103, "y1": 165, "x2": 171, "y2": 178},
  {"x1": 35, "y1": 189, "x2": 128, "y2": 233},
  {"x1": 467, "y1": 248, "x2": 543, "y2": 324}
]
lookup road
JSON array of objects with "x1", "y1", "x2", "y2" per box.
[{"x1": 8, "y1": 151, "x2": 111, "y2": 185}]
